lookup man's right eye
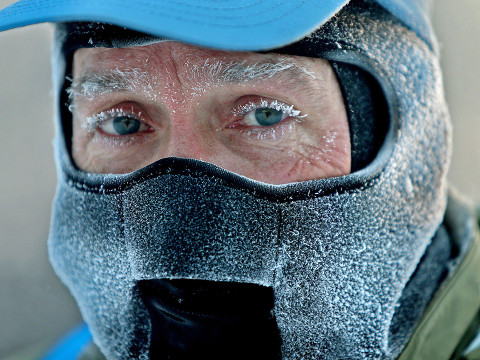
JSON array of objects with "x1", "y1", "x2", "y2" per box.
[{"x1": 85, "y1": 107, "x2": 152, "y2": 137}]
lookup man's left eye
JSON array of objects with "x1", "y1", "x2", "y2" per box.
[
  {"x1": 99, "y1": 116, "x2": 146, "y2": 135},
  {"x1": 242, "y1": 108, "x2": 288, "y2": 127}
]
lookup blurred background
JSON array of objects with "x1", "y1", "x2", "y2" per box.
[{"x1": 0, "y1": 0, "x2": 479, "y2": 357}]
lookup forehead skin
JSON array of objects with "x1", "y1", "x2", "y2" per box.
[
  {"x1": 72, "y1": 43, "x2": 324, "y2": 103},
  {"x1": 70, "y1": 41, "x2": 351, "y2": 184}
]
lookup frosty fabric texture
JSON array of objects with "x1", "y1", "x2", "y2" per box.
[
  {"x1": 48, "y1": 1, "x2": 451, "y2": 359},
  {"x1": 56, "y1": 22, "x2": 169, "y2": 58}
]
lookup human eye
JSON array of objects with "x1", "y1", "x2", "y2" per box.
[
  {"x1": 226, "y1": 99, "x2": 307, "y2": 142},
  {"x1": 232, "y1": 99, "x2": 306, "y2": 128},
  {"x1": 85, "y1": 107, "x2": 152, "y2": 137}
]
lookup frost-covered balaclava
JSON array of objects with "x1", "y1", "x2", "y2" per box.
[{"x1": 49, "y1": 1, "x2": 451, "y2": 359}]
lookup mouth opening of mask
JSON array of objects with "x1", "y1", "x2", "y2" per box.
[{"x1": 138, "y1": 279, "x2": 282, "y2": 360}]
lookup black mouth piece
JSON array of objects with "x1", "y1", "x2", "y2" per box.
[{"x1": 139, "y1": 279, "x2": 282, "y2": 360}]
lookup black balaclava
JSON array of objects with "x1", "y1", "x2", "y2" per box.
[{"x1": 49, "y1": 1, "x2": 451, "y2": 359}]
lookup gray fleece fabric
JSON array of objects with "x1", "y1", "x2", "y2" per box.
[{"x1": 48, "y1": 2, "x2": 451, "y2": 359}]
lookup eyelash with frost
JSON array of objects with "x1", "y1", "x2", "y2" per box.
[
  {"x1": 84, "y1": 108, "x2": 142, "y2": 133},
  {"x1": 234, "y1": 99, "x2": 307, "y2": 119}
]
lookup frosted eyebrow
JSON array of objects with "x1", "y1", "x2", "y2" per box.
[
  {"x1": 189, "y1": 58, "x2": 317, "y2": 84},
  {"x1": 66, "y1": 67, "x2": 150, "y2": 100},
  {"x1": 67, "y1": 58, "x2": 320, "y2": 101}
]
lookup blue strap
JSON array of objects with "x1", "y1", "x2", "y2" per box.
[{"x1": 40, "y1": 323, "x2": 92, "y2": 360}]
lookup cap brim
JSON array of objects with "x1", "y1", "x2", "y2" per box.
[{"x1": 0, "y1": 0, "x2": 349, "y2": 51}]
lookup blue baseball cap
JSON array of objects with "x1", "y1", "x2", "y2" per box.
[{"x1": 0, "y1": 0, "x2": 435, "y2": 51}]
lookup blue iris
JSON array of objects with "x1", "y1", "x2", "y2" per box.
[
  {"x1": 113, "y1": 116, "x2": 141, "y2": 135},
  {"x1": 255, "y1": 108, "x2": 284, "y2": 126}
]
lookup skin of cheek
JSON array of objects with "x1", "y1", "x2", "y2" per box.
[
  {"x1": 71, "y1": 117, "x2": 159, "y2": 174},
  {"x1": 284, "y1": 129, "x2": 351, "y2": 182},
  {"x1": 224, "y1": 125, "x2": 350, "y2": 184},
  {"x1": 282, "y1": 63, "x2": 350, "y2": 181}
]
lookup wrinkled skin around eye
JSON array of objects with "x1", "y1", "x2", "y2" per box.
[{"x1": 71, "y1": 41, "x2": 351, "y2": 184}]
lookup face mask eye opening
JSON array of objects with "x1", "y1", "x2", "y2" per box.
[{"x1": 54, "y1": 21, "x2": 392, "y2": 197}]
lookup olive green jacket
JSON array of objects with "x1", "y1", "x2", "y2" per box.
[{"x1": 397, "y1": 197, "x2": 480, "y2": 360}]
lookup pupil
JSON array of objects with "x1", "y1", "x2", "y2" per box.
[
  {"x1": 113, "y1": 116, "x2": 141, "y2": 135},
  {"x1": 255, "y1": 108, "x2": 283, "y2": 126}
]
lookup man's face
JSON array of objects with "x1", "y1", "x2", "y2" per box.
[{"x1": 70, "y1": 41, "x2": 350, "y2": 184}]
